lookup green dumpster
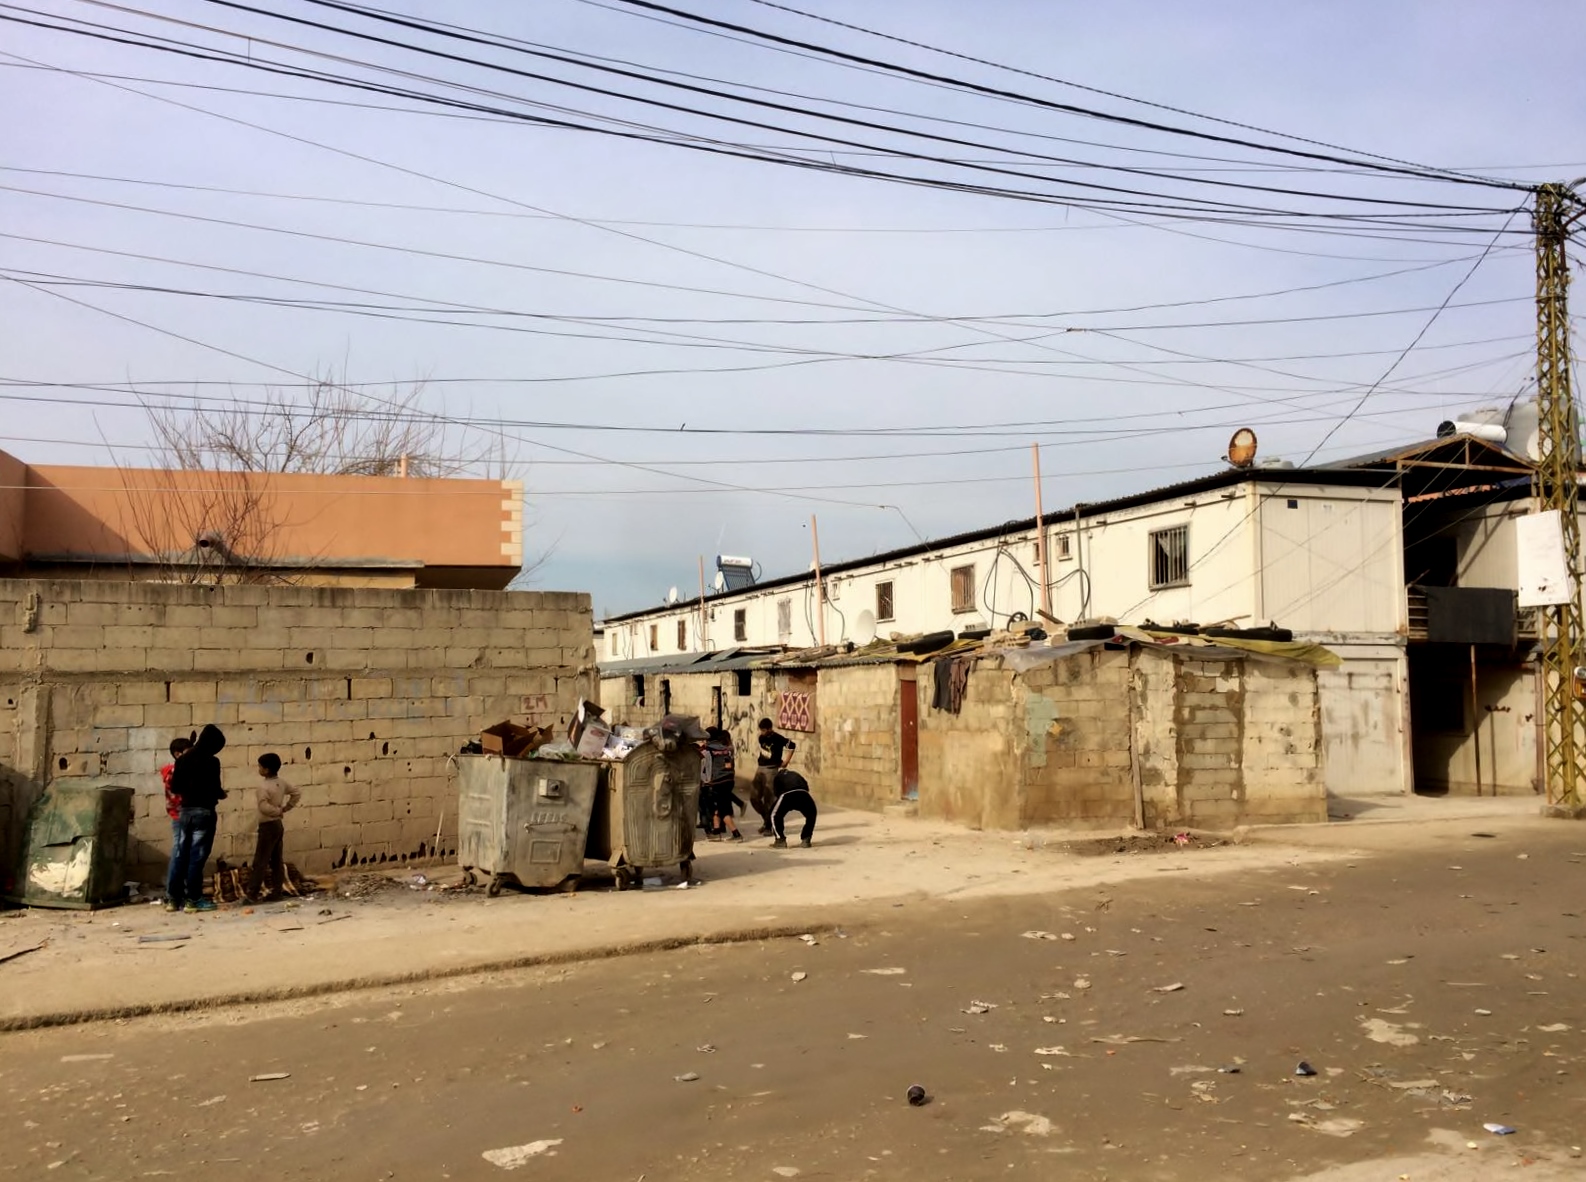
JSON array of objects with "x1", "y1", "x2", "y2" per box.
[{"x1": 5, "y1": 784, "x2": 136, "y2": 910}]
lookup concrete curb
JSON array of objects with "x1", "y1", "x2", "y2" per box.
[{"x1": 0, "y1": 921, "x2": 846, "y2": 1034}]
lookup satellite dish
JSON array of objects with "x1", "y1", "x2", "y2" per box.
[
  {"x1": 665, "y1": 586, "x2": 680, "y2": 604},
  {"x1": 854, "y1": 609, "x2": 877, "y2": 645},
  {"x1": 1227, "y1": 428, "x2": 1258, "y2": 469},
  {"x1": 712, "y1": 571, "x2": 727, "y2": 592}
]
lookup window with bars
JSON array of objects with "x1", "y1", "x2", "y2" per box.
[
  {"x1": 677, "y1": 619, "x2": 688, "y2": 650},
  {"x1": 648, "y1": 623, "x2": 658, "y2": 651},
  {"x1": 1055, "y1": 533, "x2": 1073, "y2": 560},
  {"x1": 950, "y1": 564, "x2": 976, "y2": 613},
  {"x1": 876, "y1": 580, "x2": 895, "y2": 622},
  {"x1": 734, "y1": 608, "x2": 747, "y2": 641},
  {"x1": 776, "y1": 598, "x2": 792, "y2": 638},
  {"x1": 1149, "y1": 525, "x2": 1190, "y2": 589}
]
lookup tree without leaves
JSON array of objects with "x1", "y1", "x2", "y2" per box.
[{"x1": 144, "y1": 374, "x2": 481, "y2": 478}]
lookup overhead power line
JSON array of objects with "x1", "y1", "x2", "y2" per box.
[{"x1": 598, "y1": 0, "x2": 1532, "y2": 191}]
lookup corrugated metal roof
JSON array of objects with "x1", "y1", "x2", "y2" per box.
[
  {"x1": 599, "y1": 647, "x2": 780, "y2": 677},
  {"x1": 1327, "y1": 433, "x2": 1530, "y2": 471}
]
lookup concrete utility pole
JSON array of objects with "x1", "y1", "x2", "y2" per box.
[{"x1": 1533, "y1": 181, "x2": 1586, "y2": 812}]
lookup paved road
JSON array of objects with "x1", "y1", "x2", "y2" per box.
[{"x1": 3, "y1": 824, "x2": 1583, "y2": 1181}]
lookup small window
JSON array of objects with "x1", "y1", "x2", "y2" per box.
[
  {"x1": 1149, "y1": 525, "x2": 1190, "y2": 589},
  {"x1": 660, "y1": 679, "x2": 672, "y2": 714},
  {"x1": 677, "y1": 619, "x2": 688, "y2": 650},
  {"x1": 632, "y1": 674, "x2": 645, "y2": 706},
  {"x1": 776, "y1": 598, "x2": 792, "y2": 638},
  {"x1": 1055, "y1": 534, "x2": 1072, "y2": 560},
  {"x1": 608, "y1": 632, "x2": 617, "y2": 656},
  {"x1": 876, "y1": 580, "x2": 895, "y2": 622},
  {"x1": 950, "y1": 564, "x2": 976, "y2": 614},
  {"x1": 735, "y1": 669, "x2": 752, "y2": 697},
  {"x1": 648, "y1": 623, "x2": 658, "y2": 652},
  {"x1": 734, "y1": 608, "x2": 747, "y2": 642}
]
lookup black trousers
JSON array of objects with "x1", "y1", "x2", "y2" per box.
[
  {"x1": 772, "y1": 789, "x2": 817, "y2": 843},
  {"x1": 248, "y1": 819, "x2": 285, "y2": 898}
]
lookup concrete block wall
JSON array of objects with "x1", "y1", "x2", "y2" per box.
[
  {"x1": 1136, "y1": 651, "x2": 1325, "y2": 828},
  {"x1": 1, "y1": 579, "x2": 595, "y2": 889},
  {"x1": 916, "y1": 661, "x2": 1020, "y2": 829},
  {"x1": 1017, "y1": 648, "x2": 1137, "y2": 828},
  {"x1": 812, "y1": 664, "x2": 900, "y2": 810}
]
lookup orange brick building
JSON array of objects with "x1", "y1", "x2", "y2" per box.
[{"x1": 0, "y1": 449, "x2": 524, "y2": 590}]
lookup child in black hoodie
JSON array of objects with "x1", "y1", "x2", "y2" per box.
[{"x1": 165, "y1": 723, "x2": 228, "y2": 913}]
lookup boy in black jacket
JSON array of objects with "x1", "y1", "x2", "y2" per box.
[{"x1": 165, "y1": 723, "x2": 228, "y2": 913}]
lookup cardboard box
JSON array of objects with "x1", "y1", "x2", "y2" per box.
[
  {"x1": 567, "y1": 699, "x2": 607, "y2": 748},
  {"x1": 480, "y1": 721, "x2": 551, "y2": 759},
  {"x1": 575, "y1": 718, "x2": 612, "y2": 759}
]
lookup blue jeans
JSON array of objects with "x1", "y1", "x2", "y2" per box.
[
  {"x1": 165, "y1": 818, "x2": 182, "y2": 902},
  {"x1": 166, "y1": 807, "x2": 217, "y2": 907}
]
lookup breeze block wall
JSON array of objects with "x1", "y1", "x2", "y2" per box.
[
  {"x1": 1135, "y1": 650, "x2": 1326, "y2": 828},
  {"x1": 0, "y1": 579, "x2": 596, "y2": 888}
]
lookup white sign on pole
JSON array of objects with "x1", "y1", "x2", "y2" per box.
[{"x1": 1517, "y1": 510, "x2": 1573, "y2": 608}]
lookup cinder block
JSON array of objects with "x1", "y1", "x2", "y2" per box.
[
  {"x1": 144, "y1": 649, "x2": 197, "y2": 673},
  {"x1": 317, "y1": 823, "x2": 361, "y2": 850},
  {"x1": 359, "y1": 819, "x2": 403, "y2": 844},
  {"x1": 238, "y1": 702, "x2": 284, "y2": 725},
  {"x1": 143, "y1": 702, "x2": 194, "y2": 728},
  {"x1": 118, "y1": 682, "x2": 168, "y2": 706},
  {"x1": 352, "y1": 799, "x2": 393, "y2": 824},
  {"x1": 93, "y1": 703, "x2": 146, "y2": 729}
]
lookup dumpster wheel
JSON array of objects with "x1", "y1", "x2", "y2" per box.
[
  {"x1": 613, "y1": 866, "x2": 634, "y2": 892},
  {"x1": 461, "y1": 868, "x2": 478, "y2": 888},
  {"x1": 486, "y1": 874, "x2": 506, "y2": 898}
]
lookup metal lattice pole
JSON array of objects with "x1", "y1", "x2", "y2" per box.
[{"x1": 1533, "y1": 183, "x2": 1586, "y2": 810}]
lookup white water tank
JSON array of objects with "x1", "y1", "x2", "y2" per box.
[{"x1": 1505, "y1": 398, "x2": 1540, "y2": 460}]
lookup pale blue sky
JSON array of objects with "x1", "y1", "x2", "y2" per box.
[{"x1": 1, "y1": 1, "x2": 1580, "y2": 615}]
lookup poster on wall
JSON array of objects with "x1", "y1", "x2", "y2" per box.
[
  {"x1": 1517, "y1": 510, "x2": 1573, "y2": 608},
  {"x1": 777, "y1": 691, "x2": 815, "y2": 733}
]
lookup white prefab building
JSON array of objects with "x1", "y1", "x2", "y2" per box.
[{"x1": 605, "y1": 467, "x2": 1412, "y2": 796}]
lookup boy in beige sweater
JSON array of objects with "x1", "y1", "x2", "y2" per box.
[{"x1": 246, "y1": 752, "x2": 301, "y2": 902}]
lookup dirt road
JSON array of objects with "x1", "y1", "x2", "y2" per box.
[{"x1": 2, "y1": 822, "x2": 1583, "y2": 1181}]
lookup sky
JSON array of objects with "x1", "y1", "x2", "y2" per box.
[{"x1": 1, "y1": 0, "x2": 1582, "y2": 617}]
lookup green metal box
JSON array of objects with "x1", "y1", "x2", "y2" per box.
[{"x1": 6, "y1": 785, "x2": 136, "y2": 910}]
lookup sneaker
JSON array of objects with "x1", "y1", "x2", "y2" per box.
[
  {"x1": 800, "y1": 839, "x2": 812, "y2": 848},
  {"x1": 771, "y1": 837, "x2": 787, "y2": 848},
  {"x1": 729, "y1": 831, "x2": 743, "y2": 842},
  {"x1": 162, "y1": 900, "x2": 179, "y2": 913},
  {"x1": 757, "y1": 826, "x2": 774, "y2": 836},
  {"x1": 184, "y1": 899, "x2": 217, "y2": 913}
]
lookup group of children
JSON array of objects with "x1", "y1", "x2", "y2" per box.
[
  {"x1": 159, "y1": 715, "x2": 809, "y2": 910},
  {"x1": 699, "y1": 717, "x2": 818, "y2": 849},
  {"x1": 159, "y1": 723, "x2": 300, "y2": 912}
]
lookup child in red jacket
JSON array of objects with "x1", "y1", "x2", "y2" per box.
[{"x1": 160, "y1": 736, "x2": 192, "y2": 913}]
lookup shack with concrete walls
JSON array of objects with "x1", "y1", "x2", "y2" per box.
[
  {"x1": 918, "y1": 641, "x2": 1327, "y2": 830},
  {"x1": 600, "y1": 636, "x2": 1328, "y2": 831}
]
